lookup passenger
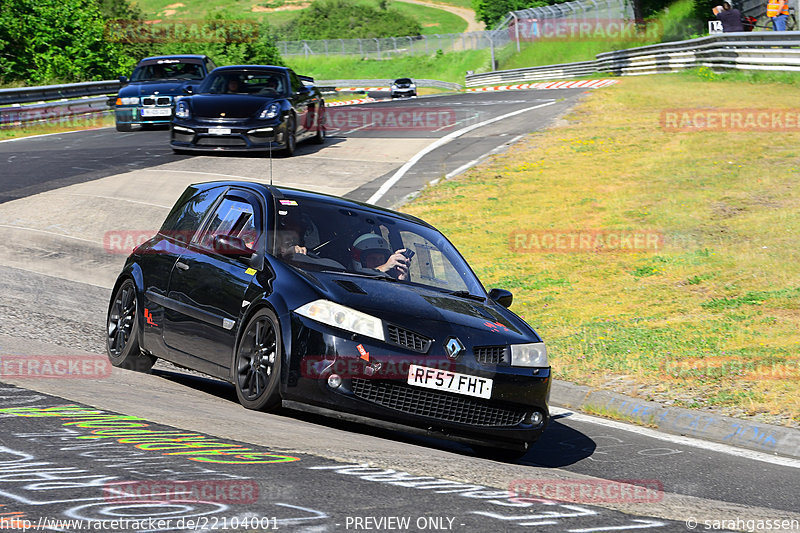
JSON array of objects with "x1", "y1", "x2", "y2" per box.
[{"x1": 350, "y1": 233, "x2": 411, "y2": 280}]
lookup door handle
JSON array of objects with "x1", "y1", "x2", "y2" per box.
[{"x1": 176, "y1": 261, "x2": 189, "y2": 271}]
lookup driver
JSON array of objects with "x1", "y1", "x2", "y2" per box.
[{"x1": 350, "y1": 233, "x2": 411, "y2": 280}]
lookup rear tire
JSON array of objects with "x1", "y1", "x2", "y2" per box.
[
  {"x1": 312, "y1": 105, "x2": 326, "y2": 145},
  {"x1": 106, "y1": 279, "x2": 155, "y2": 372},
  {"x1": 234, "y1": 308, "x2": 282, "y2": 411}
]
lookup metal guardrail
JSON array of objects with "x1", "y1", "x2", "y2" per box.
[
  {"x1": 318, "y1": 79, "x2": 463, "y2": 91},
  {"x1": 0, "y1": 80, "x2": 120, "y2": 105},
  {"x1": 0, "y1": 78, "x2": 462, "y2": 128},
  {"x1": 465, "y1": 32, "x2": 800, "y2": 86}
]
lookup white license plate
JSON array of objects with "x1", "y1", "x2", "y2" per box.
[
  {"x1": 407, "y1": 364, "x2": 492, "y2": 399},
  {"x1": 140, "y1": 108, "x2": 172, "y2": 117},
  {"x1": 207, "y1": 127, "x2": 232, "y2": 135}
]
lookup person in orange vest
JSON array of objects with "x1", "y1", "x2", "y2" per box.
[{"x1": 767, "y1": 0, "x2": 790, "y2": 30}]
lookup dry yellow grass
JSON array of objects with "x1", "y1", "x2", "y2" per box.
[{"x1": 404, "y1": 72, "x2": 800, "y2": 425}]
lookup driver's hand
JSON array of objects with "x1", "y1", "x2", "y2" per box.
[{"x1": 379, "y1": 249, "x2": 410, "y2": 280}]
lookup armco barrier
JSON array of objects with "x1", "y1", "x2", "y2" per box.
[
  {"x1": 0, "y1": 80, "x2": 121, "y2": 105},
  {"x1": 466, "y1": 31, "x2": 800, "y2": 87}
]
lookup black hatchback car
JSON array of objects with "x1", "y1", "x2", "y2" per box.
[
  {"x1": 115, "y1": 55, "x2": 216, "y2": 132},
  {"x1": 170, "y1": 66, "x2": 324, "y2": 156},
  {"x1": 106, "y1": 182, "x2": 550, "y2": 456}
]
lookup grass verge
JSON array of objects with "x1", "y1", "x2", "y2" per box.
[
  {"x1": 0, "y1": 113, "x2": 115, "y2": 141},
  {"x1": 403, "y1": 71, "x2": 800, "y2": 426}
]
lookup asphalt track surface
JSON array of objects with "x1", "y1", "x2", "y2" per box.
[{"x1": 1, "y1": 89, "x2": 798, "y2": 532}]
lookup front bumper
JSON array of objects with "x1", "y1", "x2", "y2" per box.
[
  {"x1": 170, "y1": 120, "x2": 286, "y2": 152},
  {"x1": 283, "y1": 315, "x2": 551, "y2": 447},
  {"x1": 116, "y1": 106, "x2": 173, "y2": 126},
  {"x1": 391, "y1": 88, "x2": 417, "y2": 98}
]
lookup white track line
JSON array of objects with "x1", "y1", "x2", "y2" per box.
[
  {"x1": 550, "y1": 407, "x2": 800, "y2": 469},
  {"x1": 366, "y1": 100, "x2": 557, "y2": 204}
]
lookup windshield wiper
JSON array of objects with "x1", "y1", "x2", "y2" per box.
[
  {"x1": 446, "y1": 290, "x2": 485, "y2": 301},
  {"x1": 322, "y1": 270, "x2": 398, "y2": 282}
]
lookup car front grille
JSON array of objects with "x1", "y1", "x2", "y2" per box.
[
  {"x1": 142, "y1": 96, "x2": 171, "y2": 106},
  {"x1": 474, "y1": 345, "x2": 508, "y2": 365},
  {"x1": 196, "y1": 137, "x2": 246, "y2": 146},
  {"x1": 386, "y1": 324, "x2": 431, "y2": 353},
  {"x1": 350, "y1": 379, "x2": 526, "y2": 427}
]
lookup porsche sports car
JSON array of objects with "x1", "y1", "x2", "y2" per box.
[
  {"x1": 170, "y1": 66, "x2": 325, "y2": 156},
  {"x1": 390, "y1": 78, "x2": 417, "y2": 98},
  {"x1": 114, "y1": 55, "x2": 216, "y2": 132},
  {"x1": 106, "y1": 182, "x2": 550, "y2": 455}
]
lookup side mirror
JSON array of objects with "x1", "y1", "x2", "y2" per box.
[
  {"x1": 488, "y1": 288, "x2": 513, "y2": 308},
  {"x1": 213, "y1": 235, "x2": 254, "y2": 258},
  {"x1": 183, "y1": 85, "x2": 194, "y2": 95},
  {"x1": 118, "y1": 76, "x2": 128, "y2": 84}
]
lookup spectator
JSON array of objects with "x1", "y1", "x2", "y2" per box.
[
  {"x1": 766, "y1": 0, "x2": 790, "y2": 30},
  {"x1": 713, "y1": 2, "x2": 745, "y2": 31}
]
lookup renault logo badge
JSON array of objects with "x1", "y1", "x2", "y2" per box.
[{"x1": 444, "y1": 337, "x2": 464, "y2": 360}]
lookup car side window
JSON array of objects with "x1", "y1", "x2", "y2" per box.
[
  {"x1": 194, "y1": 196, "x2": 260, "y2": 252},
  {"x1": 289, "y1": 71, "x2": 304, "y2": 94},
  {"x1": 159, "y1": 187, "x2": 224, "y2": 243},
  {"x1": 205, "y1": 58, "x2": 217, "y2": 73}
]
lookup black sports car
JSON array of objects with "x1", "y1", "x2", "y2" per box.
[
  {"x1": 170, "y1": 66, "x2": 325, "y2": 156},
  {"x1": 106, "y1": 182, "x2": 550, "y2": 456},
  {"x1": 115, "y1": 55, "x2": 216, "y2": 132}
]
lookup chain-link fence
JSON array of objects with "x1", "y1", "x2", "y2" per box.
[{"x1": 277, "y1": 31, "x2": 511, "y2": 59}]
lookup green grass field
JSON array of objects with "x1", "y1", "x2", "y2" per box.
[
  {"x1": 286, "y1": 49, "x2": 491, "y2": 82},
  {"x1": 402, "y1": 71, "x2": 800, "y2": 426}
]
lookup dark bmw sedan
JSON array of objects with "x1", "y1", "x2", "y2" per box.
[
  {"x1": 115, "y1": 55, "x2": 216, "y2": 132},
  {"x1": 170, "y1": 66, "x2": 325, "y2": 156},
  {"x1": 106, "y1": 182, "x2": 550, "y2": 457}
]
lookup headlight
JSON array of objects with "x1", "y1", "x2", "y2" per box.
[
  {"x1": 175, "y1": 101, "x2": 190, "y2": 119},
  {"x1": 116, "y1": 97, "x2": 139, "y2": 105},
  {"x1": 259, "y1": 102, "x2": 280, "y2": 120},
  {"x1": 509, "y1": 342, "x2": 548, "y2": 368},
  {"x1": 295, "y1": 300, "x2": 385, "y2": 341},
  {"x1": 409, "y1": 84, "x2": 416, "y2": 88}
]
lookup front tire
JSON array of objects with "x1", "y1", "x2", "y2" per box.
[
  {"x1": 234, "y1": 308, "x2": 282, "y2": 411},
  {"x1": 283, "y1": 116, "x2": 296, "y2": 157},
  {"x1": 116, "y1": 122, "x2": 133, "y2": 132},
  {"x1": 106, "y1": 279, "x2": 155, "y2": 372}
]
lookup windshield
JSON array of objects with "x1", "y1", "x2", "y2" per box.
[
  {"x1": 131, "y1": 62, "x2": 204, "y2": 81},
  {"x1": 269, "y1": 196, "x2": 485, "y2": 296},
  {"x1": 198, "y1": 70, "x2": 287, "y2": 96}
]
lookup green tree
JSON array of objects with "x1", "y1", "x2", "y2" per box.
[
  {"x1": 0, "y1": 0, "x2": 133, "y2": 83},
  {"x1": 280, "y1": 0, "x2": 422, "y2": 40}
]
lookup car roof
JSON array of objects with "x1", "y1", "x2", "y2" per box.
[
  {"x1": 211, "y1": 65, "x2": 289, "y2": 73},
  {"x1": 189, "y1": 181, "x2": 432, "y2": 228},
  {"x1": 138, "y1": 55, "x2": 209, "y2": 65}
]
